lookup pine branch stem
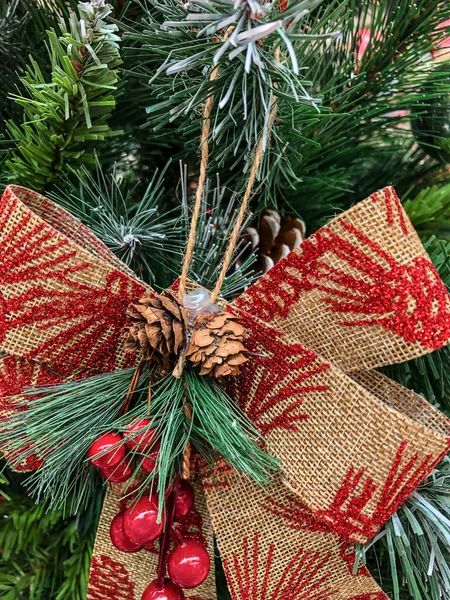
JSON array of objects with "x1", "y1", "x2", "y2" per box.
[{"x1": 156, "y1": 476, "x2": 180, "y2": 586}]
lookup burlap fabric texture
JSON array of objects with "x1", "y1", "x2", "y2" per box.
[{"x1": 0, "y1": 185, "x2": 449, "y2": 599}]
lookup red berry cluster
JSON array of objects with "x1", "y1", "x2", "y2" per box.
[
  {"x1": 87, "y1": 419, "x2": 159, "y2": 482},
  {"x1": 109, "y1": 480, "x2": 209, "y2": 600}
]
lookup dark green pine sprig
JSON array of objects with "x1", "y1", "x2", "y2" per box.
[
  {"x1": 270, "y1": 0, "x2": 450, "y2": 223},
  {"x1": 108, "y1": 367, "x2": 278, "y2": 516},
  {"x1": 0, "y1": 464, "x2": 103, "y2": 600},
  {"x1": 6, "y1": 0, "x2": 122, "y2": 191},
  {"x1": 0, "y1": 368, "x2": 140, "y2": 514}
]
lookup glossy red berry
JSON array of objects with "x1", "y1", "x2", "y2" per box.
[
  {"x1": 103, "y1": 457, "x2": 133, "y2": 483},
  {"x1": 87, "y1": 433, "x2": 125, "y2": 469},
  {"x1": 123, "y1": 495, "x2": 164, "y2": 545},
  {"x1": 124, "y1": 419, "x2": 158, "y2": 451},
  {"x1": 174, "y1": 481, "x2": 195, "y2": 522},
  {"x1": 141, "y1": 578, "x2": 185, "y2": 600},
  {"x1": 167, "y1": 541, "x2": 210, "y2": 589},
  {"x1": 141, "y1": 451, "x2": 158, "y2": 474},
  {"x1": 109, "y1": 513, "x2": 142, "y2": 553}
]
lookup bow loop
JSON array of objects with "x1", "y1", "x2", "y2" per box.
[
  {"x1": 235, "y1": 187, "x2": 450, "y2": 372},
  {"x1": 0, "y1": 186, "x2": 147, "y2": 377}
]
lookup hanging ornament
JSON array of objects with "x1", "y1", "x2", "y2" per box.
[
  {"x1": 103, "y1": 457, "x2": 134, "y2": 483},
  {"x1": 141, "y1": 452, "x2": 159, "y2": 474},
  {"x1": 123, "y1": 495, "x2": 165, "y2": 545},
  {"x1": 173, "y1": 481, "x2": 195, "y2": 522},
  {"x1": 141, "y1": 578, "x2": 185, "y2": 600},
  {"x1": 109, "y1": 513, "x2": 143, "y2": 553},
  {"x1": 2, "y1": 185, "x2": 450, "y2": 600},
  {"x1": 411, "y1": 64, "x2": 450, "y2": 163},
  {"x1": 87, "y1": 432, "x2": 126, "y2": 469},
  {"x1": 167, "y1": 541, "x2": 211, "y2": 589},
  {"x1": 124, "y1": 419, "x2": 158, "y2": 451}
]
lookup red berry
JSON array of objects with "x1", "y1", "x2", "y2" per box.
[
  {"x1": 124, "y1": 419, "x2": 158, "y2": 451},
  {"x1": 123, "y1": 495, "x2": 164, "y2": 545},
  {"x1": 167, "y1": 541, "x2": 210, "y2": 589},
  {"x1": 103, "y1": 457, "x2": 134, "y2": 483},
  {"x1": 141, "y1": 578, "x2": 185, "y2": 600},
  {"x1": 174, "y1": 481, "x2": 195, "y2": 522},
  {"x1": 141, "y1": 451, "x2": 158, "y2": 474},
  {"x1": 88, "y1": 433, "x2": 125, "y2": 469},
  {"x1": 109, "y1": 513, "x2": 142, "y2": 553}
]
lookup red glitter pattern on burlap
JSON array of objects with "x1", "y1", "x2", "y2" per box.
[
  {"x1": 236, "y1": 206, "x2": 450, "y2": 350},
  {"x1": 227, "y1": 310, "x2": 330, "y2": 434},
  {"x1": 370, "y1": 188, "x2": 408, "y2": 236},
  {"x1": 0, "y1": 189, "x2": 145, "y2": 375},
  {"x1": 222, "y1": 532, "x2": 336, "y2": 600},
  {"x1": 306, "y1": 441, "x2": 449, "y2": 543},
  {"x1": 348, "y1": 595, "x2": 387, "y2": 600},
  {"x1": 87, "y1": 555, "x2": 135, "y2": 600},
  {"x1": 264, "y1": 494, "x2": 371, "y2": 577},
  {"x1": 0, "y1": 355, "x2": 62, "y2": 410},
  {"x1": 263, "y1": 440, "x2": 450, "y2": 545}
]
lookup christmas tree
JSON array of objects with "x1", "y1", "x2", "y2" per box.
[{"x1": 1, "y1": 0, "x2": 450, "y2": 599}]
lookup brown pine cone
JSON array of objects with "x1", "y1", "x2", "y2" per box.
[
  {"x1": 124, "y1": 290, "x2": 189, "y2": 372},
  {"x1": 186, "y1": 311, "x2": 249, "y2": 377},
  {"x1": 239, "y1": 209, "x2": 306, "y2": 275}
]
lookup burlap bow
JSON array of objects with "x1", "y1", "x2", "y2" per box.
[{"x1": 1, "y1": 184, "x2": 450, "y2": 600}]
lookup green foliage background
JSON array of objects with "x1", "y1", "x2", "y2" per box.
[{"x1": 1, "y1": 0, "x2": 450, "y2": 599}]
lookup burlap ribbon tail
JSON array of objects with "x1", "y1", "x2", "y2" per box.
[{"x1": 0, "y1": 185, "x2": 449, "y2": 600}]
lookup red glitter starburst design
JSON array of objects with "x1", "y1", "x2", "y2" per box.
[
  {"x1": 263, "y1": 440, "x2": 450, "y2": 544},
  {"x1": 222, "y1": 532, "x2": 336, "y2": 600},
  {"x1": 370, "y1": 188, "x2": 408, "y2": 236},
  {"x1": 227, "y1": 310, "x2": 330, "y2": 435},
  {"x1": 0, "y1": 189, "x2": 145, "y2": 376},
  {"x1": 87, "y1": 555, "x2": 135, "y2": 600},
  {"x1": 236, "y1": 193, "x2": 450, "y2": 351},
  {"x1": 348, "y1": 595, "x2": 387, "y2": 600},
  {"x1": 0, "y1": 354, "x2": 62, "y2": 411},
  {"x1": 304, "y1": 441, "x2": 449, "y2": 543}
]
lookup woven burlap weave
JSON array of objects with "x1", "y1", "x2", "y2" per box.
[
  {"x1": 236, "y1": 187, "x2": 449, "y2": 372},
  {"x1": 0, "y1": 185, "x2": 449, "y2": 599}
]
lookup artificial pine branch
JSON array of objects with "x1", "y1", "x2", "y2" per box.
[
  {"x1": 5, "y1": 0, "x2": 122, "y2": 191},
  {"x1": 122, "y1": 0, "x2": 332, "y2": 182},
  {"x1": 2, "y1": 368, "x2": 139, "y2": 513},
  {"x1": 50, "y1": 159, "x2": 183, "y2": 286}
]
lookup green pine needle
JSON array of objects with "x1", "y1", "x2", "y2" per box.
[
  {"x1": 1, "y1": 368, "x2": 138, "y2": 514},
  {"x1": 6, "y1": 0, "x2": 122, "y2": 190}
]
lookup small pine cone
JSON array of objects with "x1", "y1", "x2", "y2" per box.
[
  {"x1": 186, "y1": 312, "x2": 249, "y2": 377},
  {"x1": 238, "y1": 209, "x2": 306, "y2": 275},
  {"x1": 124, "y1": 291, "x2": 189, "y2": 372}
]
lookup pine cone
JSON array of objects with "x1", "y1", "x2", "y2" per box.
[
  {"x1": 239, "y1": 209, "x2": 306, "y2": 275},
  {"x1": 186, "y1": 312, "x2": 249, "y2": 377},
  {"x1": 124, "y1": 291, "x2": 189, "y2": 372}
]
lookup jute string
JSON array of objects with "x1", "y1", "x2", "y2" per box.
[
  {"x1": 178, "y1": 65, "x2": 219, "y2": 300},
  {"x1": 179, "y1": 48, "x2": 280, "y2": 303}
]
